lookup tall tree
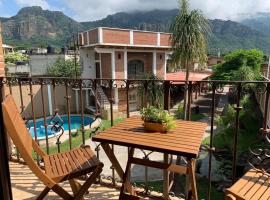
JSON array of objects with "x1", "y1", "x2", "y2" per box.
[
  {"x1": 47, "y1": 58, "x2": 81, "y2": 78},
  {"x1": 170, "y1": 0, "x2": 210, "y2": 119}
]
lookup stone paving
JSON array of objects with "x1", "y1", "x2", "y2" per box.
[{"x1": 9, "y1": 162, "x2": 183, "y2": 200}]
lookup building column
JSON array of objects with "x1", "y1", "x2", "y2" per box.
[
  {"x1": 114, "y1": 88, "x2": 119, "y2": 108},
  {"x1": 130, "y1": 30, "x2": 134, "y2": 45},
  {"x1": 164, "y1": 54, "x2": 169, "y2": 80},
  {"x1": 111, "y1": 51, "x2": 118, "y2": 108},
  {"x1": 47, "y1": 85, "x2": 53, "y2": 116},
  {"x1": 98, "y1": 27, "x2": 103, "y2": 44},
  {"x1": 85, "y1": 90, "x2": 89, "y2": 106},
  {"x1": 111, "y1": 51, "x2": 116, "y2": 79},
  {"x1": 75, "y1": 90, "x2": 79, "y2": 113},
  {"x1": 124, "y1": 49, "x2": 128, "y2": 79},
  {"x1": 153, "y1": 50, "x2": 157, "y2": 75}
]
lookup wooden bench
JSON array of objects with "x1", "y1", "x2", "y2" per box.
[{"x1": 226, "y1": 169, "x2": 270, "y2": 200}]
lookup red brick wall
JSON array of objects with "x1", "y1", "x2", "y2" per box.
[
  {"x1": 0, "y1": 24, "x2": 5, "y2": 76},
  {"x1": 88, "y1": 29, "x2": 98, "y2": 44},
  {"x1": 83, "y1": 32, "x2": 88, "y2": 45},
  {"x1": 101, "y1": 53, "x2": 112, "y2": 79},
  {"x1": 156, "y1": 53, "x2": 165, "y2": 78},
  {"x1": 115, "y1": 51, "x2": 124, "y2": 79},
  {"x1": 160, "y1": 34, "x2": 171, "y2": 46},
  {"x1": 78, "y1": 33, "x2": 83, "y2": 46},
  {"x1": 127, "y1": 52, "x2": 153, "y2": 74},
  {"x1": 103, "y1": 29, "x2": 130, "y2": 44},
  {"x1": 133, "y1": 32, "x2": 157, "y2": 46},
  {"x1": 118, "y1": 89, "x2": 127, "y2": 113},
  {"x1": 118, "y1": 88, "x2": 142, "y2": 113}
]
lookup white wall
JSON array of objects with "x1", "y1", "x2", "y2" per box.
[
  {"x1": 29, "y1": 54, "x2": 76, "y2": 76},
  {"x1": 29, "y1": 54, "x2": 65, "y2": 76},
  {"x1": 80, "y1": 49, "x2": 96, "y2": 79}
]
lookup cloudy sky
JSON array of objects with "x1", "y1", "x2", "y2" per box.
[{"x1": 1, "y1": 0, "x2": 270, "y2": 21}]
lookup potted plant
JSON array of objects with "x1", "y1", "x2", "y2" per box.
[{"x1": 140, "y1": 106, "x2": 175, "y2": 133}]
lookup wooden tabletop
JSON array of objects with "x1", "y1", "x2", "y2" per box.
[{"x1": 92, "y1": 116, "x2": 207, "y2": 158}]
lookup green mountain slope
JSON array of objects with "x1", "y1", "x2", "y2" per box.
[
  {"x1": 241, "y1": 13, "x2": 270, "y2": 34},
  {"x1": 82, "y1": 9, "x2": 178, "y2": 32},
  {"x1": 84, "y1": 10, "x2": 270, "y2": 54},
  {"x1": 1, "y1": 7, "x2": 270, "y2": 54},
  {"x1": 1, "y1": 6, "x2": 83, "y2": 48},
  {"x1": 209, "y1": 19, "x2": 270, "y2": 54}
]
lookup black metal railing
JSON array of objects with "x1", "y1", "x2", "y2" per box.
[{"x1": 0, "y1": 76, "x2": 270, "y2": 200}]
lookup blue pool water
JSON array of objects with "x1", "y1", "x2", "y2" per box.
[{"x1": 28, "y1": 115, "x2": 94, "y2": 139}]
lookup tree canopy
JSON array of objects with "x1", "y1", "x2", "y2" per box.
[
  {"x1": 170, "y1": 0, "x2": 210, "y2": 70},
  {"x1": 47, "y1": 58, "x2": 81, "y2": 78},
  {"x1": 170, "y1": 0, "x2": 210, "y2": 119},
  {"x1": 4, "y1": 52, "x2": 29, "y2": 65},
  {"x1": 212, "y1": 49, "x2": 264, "y2": 81}
]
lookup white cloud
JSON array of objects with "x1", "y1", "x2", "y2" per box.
[
  {"x1": 62, "y1": 0, "x2": 178, "y2": 21},
  {"x1": 189, "y1": 0, "x2": 270, "y2": 20},
  {"x1": 15, "y1": 0, "x2": 51, "y2": 10},
  {"x1": 61, "y1": 0, "x2": 270, "y2": 22}
]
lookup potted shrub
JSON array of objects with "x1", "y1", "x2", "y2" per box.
[{"x1": 140, "y1": 106, "x2": 175, "y2": 133}]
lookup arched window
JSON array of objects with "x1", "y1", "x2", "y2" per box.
[{"x1": 128, "y1": 60, "x2": 144, "y2": 79}]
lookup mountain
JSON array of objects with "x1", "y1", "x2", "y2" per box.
[
  {"x1": 209, "y1": 19, "x2": 270, "y2": 54},
  {"x1": 1, "y1": 6, "x2": 83, "y2": 48},
  {"x1": 83, "y1": 10, "x2": 270, "y2": 54},
  {"x1": 82, "y1": 9, "x2": 179, "y2": 32},
  {"x1": 1, "y1": 7, "x2": 270, "y2": 54},
  {"x1": 241, "y1": 12, "x2": 270, "y2": 34}
]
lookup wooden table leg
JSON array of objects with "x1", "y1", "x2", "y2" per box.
[
  {"x1": 119, "y1": 148, "x2": 135, "y2": 199},
  {"x1": 101, "y1": 143, "x2": 134, "y2": 195},
  {"x1": 69, "y1": 179, "x2": 85, "y2": 200},
  {"x1": 163, "y1": 153, "x2": 169, "y2": 200},
  {"x1": 187, "y1": 159, "x2": 198, "y2": 200}
]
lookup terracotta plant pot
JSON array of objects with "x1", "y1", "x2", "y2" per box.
[{"x1": 143, "y1": 121, "x2": 168, "y2": 133}]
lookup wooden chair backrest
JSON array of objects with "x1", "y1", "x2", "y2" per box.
[
  {"x1": 2, "y1": 95, "x2": 33, "y2": 155},
  {"x1": 2, "y1": 95, "x2": 55, "y2": 187}
]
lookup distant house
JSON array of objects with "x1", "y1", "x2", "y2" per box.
[
  {"x1": 78, "y1": 27, "x2": 173, "y2": 115},
  {"x1": 207, "y1": 55, "x2": 224, "y2": 67},
  {"x1": 78, "y1": 27, "x2": 211, "y2": 116},
  {"x1": 261, "y1": 61, "x2": 270, "y2": 79},
  {"x1": 29, "y1": 46, "x2": 75, "y2": 76},
  {"x1": 2, "y1": 44, "x2": 14, "y2": 55},
  {"x1": 78, "y1": 27, "x2": 172, "y2": 80}
]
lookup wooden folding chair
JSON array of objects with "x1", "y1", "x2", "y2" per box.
[{"x1": 2, "y1": 95, "x2": 104, "y2": 200}]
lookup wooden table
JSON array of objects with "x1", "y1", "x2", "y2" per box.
[{"x1": 92, "y1": 116, "x2": 207, "y2": 200}]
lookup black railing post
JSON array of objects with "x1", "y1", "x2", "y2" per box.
[
  {"x1": 207, "y1": 83, "x2": 216, "y2": 200},
  {"x1": 126, "y1": 80, "x2": 130, "y2": 118},
  {"x1": 144, "y1": 81, "x2": 148, "y2": 107},
  {"x1": 40, "y1": 79, "x2": 49, "y2": 154},
  {"x1": 232, "y1": 83, "x2": 242, "y2": 184},
  {"x1": 65, "y1": 81, "x2": 72, "y2": 150},
  {"x1": 163, "y1": 80, "x2": 170, "y2": 111},
  {"x1": 79, "y1": 79, "x2": 85, "y2": 145},
  {"x1": 261, "y1": 83, "x2": 270, "y2": 133},
  {"x1": 0, "y1": 77, "x2": 13, "y2": 200},
  {"x1": 109, "y1": 80, "x2": 114, "y2": 127}
]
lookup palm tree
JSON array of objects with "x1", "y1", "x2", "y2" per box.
[{"x1": 170, "y1": 0, "x2": 210, "y2": 120}]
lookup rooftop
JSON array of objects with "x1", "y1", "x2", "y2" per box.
[
  {"x1": 166, "y1": 71, "x2": 211, "y2": 83},
  {"x1": 78, "y1": 27, "x2": 172, "y2": 49}
]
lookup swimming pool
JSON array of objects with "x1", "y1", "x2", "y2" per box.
[{"x1": 28, "y1": 115, "x2": 94, "y2": 140}]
